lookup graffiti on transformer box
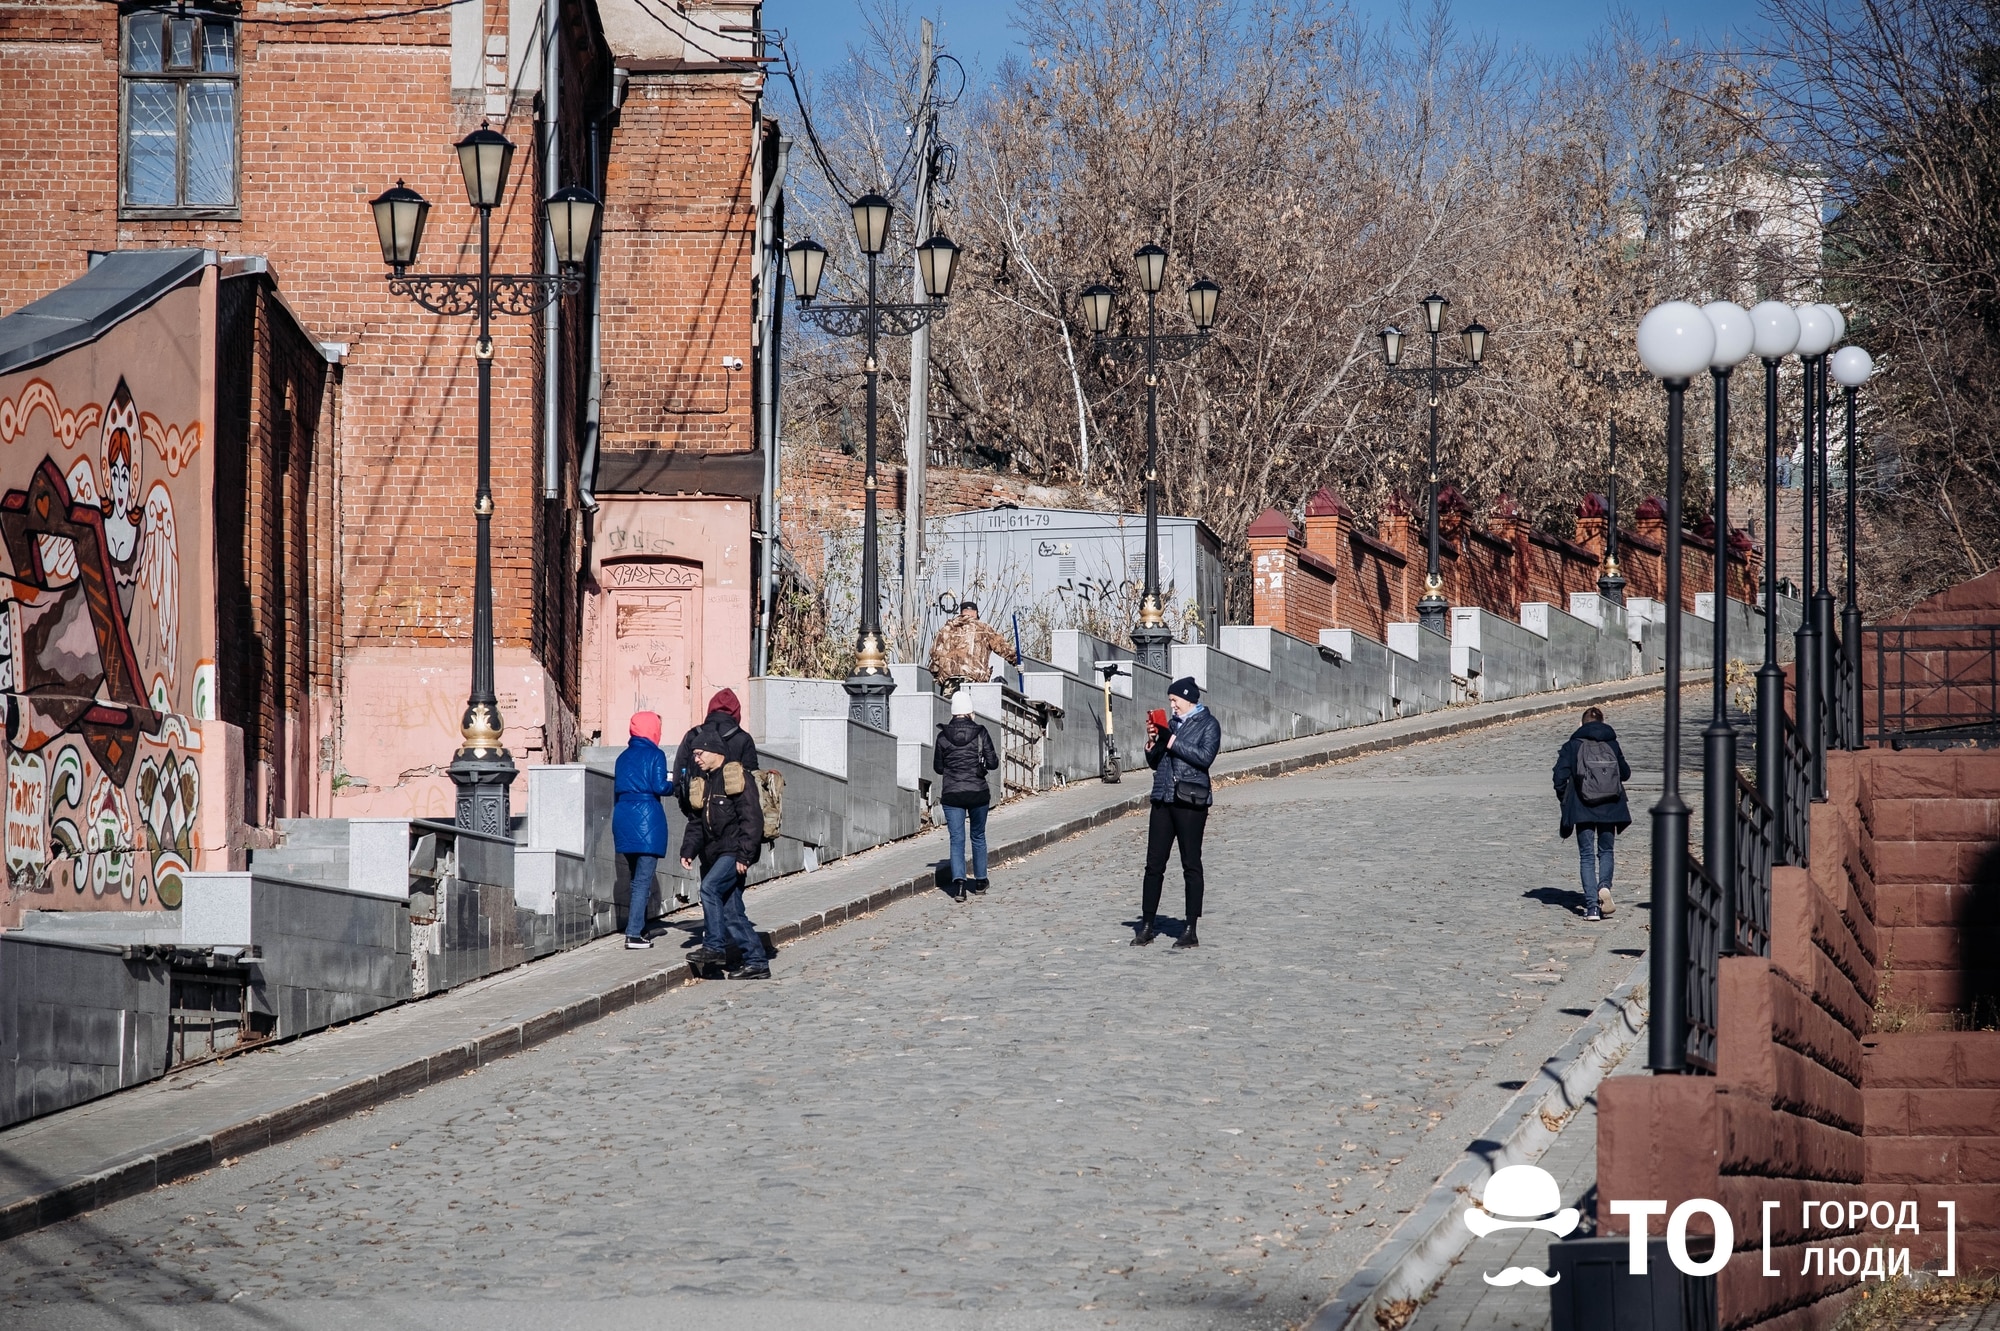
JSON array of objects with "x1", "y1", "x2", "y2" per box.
[{"x1": 0, "y1": 376, "x2": 206, "y2": 910}]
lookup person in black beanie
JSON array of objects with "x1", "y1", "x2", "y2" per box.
[{"x1": 1136, "y1": 676, "x2": 1221, "y2": 948}]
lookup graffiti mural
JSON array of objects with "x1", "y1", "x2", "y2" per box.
[{"x1": 0, "y1": 365, "x2": 203, "y2": 914}]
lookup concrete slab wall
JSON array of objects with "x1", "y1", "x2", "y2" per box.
[
  {"x1": 0, "y1": 934, "x2": 170, "y2": 1129},
  {"x1": 1453, "y1": 609, "x2": 1550, "y2": 702},
  {"x1": 181, "y1": 871, "x2": 410, "y2": 1037}
]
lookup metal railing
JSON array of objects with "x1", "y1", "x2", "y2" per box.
[
  {"x1": 1780, "y1": 715, "x2": 1812, "y2": 866},
  {"x1": 1865, "y1": 623, "x2": 2000, "y2": 748},
  {"x1": 1731, "y1": 769, "x2": 1775, "y2": 958},
  {"x1": 1833, "y1": 630, "x2": 1861, "y2": 749},
  {"x1": 1684, "y1": 850, "x2": 1725, "y2": 1073},
  {"x1": 998, "y1": 685, "x2": 1050, "y2": 798}
]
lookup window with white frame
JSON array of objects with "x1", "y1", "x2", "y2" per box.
[{"x1": 121, "y1": 9, "x2": 239, "y2": 213}]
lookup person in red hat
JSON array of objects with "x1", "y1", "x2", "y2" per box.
[
  {"x1": 675, "y1": 689, "x2": 771, "y2": 979},
  {"x1": 613, "y1": 711, "x2": 674, "y2": 949}
]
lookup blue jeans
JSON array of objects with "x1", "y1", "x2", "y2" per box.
[
  {"x1": 1576, "y1": 825, "x2": 1616, "y2": 911},
  {"x1": 943, "y1": 802, "x2": 989, "y2": 881},
  {"x1": 700, "y1": 856, "x2": 766, "y2": 965},
  {"x1": 623, "y1": 853, "x2": 660, "y2": 939}
]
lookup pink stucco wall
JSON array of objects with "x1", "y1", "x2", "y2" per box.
[{"x1": 582, "y1": 496, "x2": 753, "y2": 748}]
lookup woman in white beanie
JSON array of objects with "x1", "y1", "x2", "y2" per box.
[{"x1": 932, "y1": 690, "x2": 1001, "y2": 902}]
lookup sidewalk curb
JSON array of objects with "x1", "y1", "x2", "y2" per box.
[
  {"x1": 0, "y1": 674, "x2": 1668, "y2": 1244},
  {"x1": 1303, "y1": 958, "x2": 1652, "y2": 1331}
]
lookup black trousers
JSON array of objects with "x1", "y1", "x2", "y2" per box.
[{"x1": 1141, "y1": 799, "x2": 1208, "y2": 922}]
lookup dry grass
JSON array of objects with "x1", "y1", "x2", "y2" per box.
[{"x1": 1832, "y1": 1273, "x2": 2000, "y2": 1331}]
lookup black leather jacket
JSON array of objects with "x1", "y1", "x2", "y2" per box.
[{"x1": 1147, "y1": 706, "x2": 1221, "y2": 805}]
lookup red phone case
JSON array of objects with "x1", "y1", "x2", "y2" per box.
[{"x1": 1149, "y1": 709, "x2": 1169, "y2": 730}]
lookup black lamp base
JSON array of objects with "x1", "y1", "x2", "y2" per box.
[
  {"x1": 1129, "y1": 623, "x2": 1172, "y2": 676},
  {"x1": 1416, "y1": 594, "x2": 1450, "y2": 638},
  {"x1": 844, "y1": 670, "x2": 897, "y2": 731},
  {"x1": 450, "y1": 748, "x2": 518, "y2": 837},
  {"x1": 1597, "y1": 572, "x2": 1627, "y2": 605}
]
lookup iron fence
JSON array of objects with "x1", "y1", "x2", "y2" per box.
[
  {"x1": 1865, "y1": 623, "x2": 2000, "y2": 748},
  {"x1": 1781, "y1": 716, "x2": 1812, "y2": 866},
  {"x1": 1731, "y1": 769, "x2": 1775, "y2": 958},
  {"x1": 1684, "y1": 850, "x2": 1724, "y2": 1073}
]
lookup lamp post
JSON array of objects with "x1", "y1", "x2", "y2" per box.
[
  {"x1": 1635, "y1": 300, "x2": 1716, "y2": 1073},
  {"x1": 1816, "y1": 304, "x2": 1848, "y2": 749},
  {"x1": 1701, "y1": 301, "x2": 1753, "y2": 950},
  {"x1": 786, "y1": 196, "x2": 960, "y2": 727},
  {"x1": 1748, "y1": 300, "x2": 1802, "y2": 861},
  {"x1": 1567, "y1": 337, "x2": 1651, "y2": 603},
  {"x1": 1831, "y1": 344, "x2": 1875, "y2": 750},
  {"x1": 368, "y1": 125, "x2": 598, "y2": 836},
  {"x1": 1380, "y1": 293, "x2": 1487, "y2": 636},
  {"x1": 1080, "y1": 250, "x2": 1221, "y2": 673},
  {"x1": 1792, "y1": 303, "x2": 1836, "y2": 796}
]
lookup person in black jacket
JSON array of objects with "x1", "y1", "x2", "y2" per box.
[
  {"x1": 676, "y1": 688, "x2": 770, "y2": 978},
  {"x1": 1552, "y1": 705, "x2": 1633, "y2": 922},
  {"x1": 933, "y1": 691, "x2": 1000, "y2": 902},
  {"x1": 1136, "y1": 676, "x2": 1223, "y2": 949}
]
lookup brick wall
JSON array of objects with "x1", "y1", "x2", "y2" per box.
[
  {"x1": 213, "y1": 273, "x2": 329, "y2": 826},
  {"x1": 1248, "y1": 487, "x2": 1763, "y2": 640},
  {"x1": 597, "y1": 78, "x2": 758, "y2": 455},
  {"x1": 1597, "y1": 748, "x2": 2000, "y2": 1331}
]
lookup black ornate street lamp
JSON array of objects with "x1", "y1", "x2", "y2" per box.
[
  {"x1": 1080, "y1": 250, "x2": 1220, "y2": 673},
  {"x1": 1567, "y1": 336, "x2": 1650, "y2": 604},
  {"x1": 1748, "y1": 300, "x2": 1802, "y2": 861},
  {"x1": 1381, "y1": 292, "x2": 1487, "y2": 637},
  {"x1": 369, "y1": 124, "x2": 598, "y2": 836},
  {"x1": 1700, "y1": 301, "x2": 1753, "y2": 950},
  {"x1": 1831, "y1": 343, "x2": 1875, "y2": 749},
  {"x1": 1635, "y1": 299, "x2": 1715, "y2": 1073},
  {"x1": 1791, "y1": 303, "x2": 1837, "y2": 796},
  {"x1": 786, "y1": 195, "x2": 960, "y2": 727},
  {"x1": 1816, "y1": 305, "x2": 1847, "y2": 748}
]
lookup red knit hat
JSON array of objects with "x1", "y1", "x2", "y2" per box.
[
  {"x1": 707, "y1": 688, "x2": 743, "y2": 722},
  {"x1": 628, "y1": 711, "x2": 663, "y2": 744}
]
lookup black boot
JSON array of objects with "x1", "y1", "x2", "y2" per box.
[
  {"x1": 950, "y1": 878, "x2": 967, "y2": 903},
  {"x1": 1173, "y1": 922, "x2": 1200, "y2": 949},
  {"x1": 1131, "y1": 920, "x2": 1158, "y2": 946},
  {"x1": 969, "y1": 877, "x2": 989, "y2": 895}
]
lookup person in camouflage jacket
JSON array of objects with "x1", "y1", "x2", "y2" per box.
[{"x1": 926, "y1": 601, "x2": 1018, "y2": 686}]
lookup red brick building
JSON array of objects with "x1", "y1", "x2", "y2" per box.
[{"x1": 0, "y1": 0, "x2": 775, "y2": 834}]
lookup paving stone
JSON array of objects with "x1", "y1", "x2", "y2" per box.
[{"x1": 0, "y1": 694, "x2": 1684, "y2": 1327}]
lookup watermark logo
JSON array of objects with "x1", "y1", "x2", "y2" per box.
[{"x1": 1465, "y1": 1165, "x2": 1580, "y2": 1286}]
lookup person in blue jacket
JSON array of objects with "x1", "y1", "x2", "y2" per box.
[
  {"x1": 1552, "y1": 706, "x2": 1633, "y2": 921},
  {"x1": 613, "y1": 711, "x2": 674, "y2": 949}
]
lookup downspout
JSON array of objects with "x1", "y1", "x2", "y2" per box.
[
  {"x1": 754, "y1": 136, "x2": 788, "y2": 675},
  {"x1": 579, "y1": 68, "x2": 625, "y2": 517},
  {"x1": 540, "y1": 0, "x2": 561, "y2": 499}
]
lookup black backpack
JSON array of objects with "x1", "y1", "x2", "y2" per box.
[{"x1": 1576, "y1": 738, "x2": 1624, "y2": 804}]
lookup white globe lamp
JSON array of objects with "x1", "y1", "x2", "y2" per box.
[
  {"x1": 1795, "y1": 304, "x2": 1835, "y2": 358},
  {"x1": 1749, "y1": 301, "x2": 1800, "y2": 361},
  {"x1": 1636, "y1": 301, "x2": 1717, "y2": 381},
  {"x1": 1830, "y1": 345, "x2": 1874, "y2": 389},
  {"x1": 1702, "y1": 300, "x2": 1754, "y2": 370}
]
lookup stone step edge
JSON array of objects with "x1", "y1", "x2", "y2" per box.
[
  {"x1": 0, "y1": 673, "x2": 1669, "y2": 1245},
  {"x1": 1305, "y1": 956, "x2": 1653, "y2": 1331}
]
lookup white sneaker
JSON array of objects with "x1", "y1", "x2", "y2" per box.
[
  {"x1": 625, "y1": 936, "x2": 653, "y2": 949},
  {"x1": 1598, "y1": 888, "x2": 1616, "y2": 916}
]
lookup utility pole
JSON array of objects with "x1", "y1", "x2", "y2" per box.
[{"x1": 900, "y1": 18, "x2": 936, "y2": 664}]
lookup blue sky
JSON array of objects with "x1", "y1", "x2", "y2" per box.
[{"x1": 762, "y1": 1, "x2": 1771, "y2": 76}]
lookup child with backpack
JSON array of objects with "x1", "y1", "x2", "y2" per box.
[{"x1": 1552, "y1": 705, "x2": 1632, "y2": 921}]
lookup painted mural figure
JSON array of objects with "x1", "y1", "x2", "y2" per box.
[{"x1": 0, "y1": 375, "x2": 197, "y2": 911}]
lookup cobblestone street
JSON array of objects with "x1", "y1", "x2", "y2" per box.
[{"x1": 0, "y1": 697, "x2": 1670, "y2": 1329}]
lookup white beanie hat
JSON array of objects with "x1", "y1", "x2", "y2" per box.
[{"x1": 951, "y1": 690, "x2": 976, "y2": 716}]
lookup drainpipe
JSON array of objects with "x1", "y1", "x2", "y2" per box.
[
  {"x1": 754, "y1": 135, "x2": 789, "y2": 675},
  {"x1": 540, "y1": 0, "x2": 561, "y2": 500},
  {"x1": 578, "y1": 69, "x2": 625, "y2": 517}
]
